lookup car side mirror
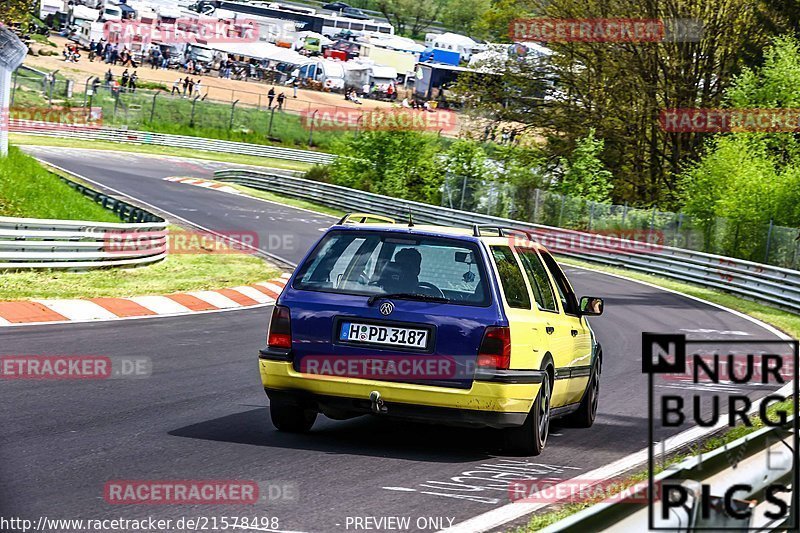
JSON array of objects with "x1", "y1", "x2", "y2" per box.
[{"x1": 580, "y1": 296, "x2": 604, "y2": 316}]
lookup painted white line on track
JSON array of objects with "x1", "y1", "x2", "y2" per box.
[
  {"x1": 231, "y1": 286, "x2": 275, "y2": 304},
  {"x1": 186, "y1": 290, "x2": 240, "y2": 309},
  {"x1": 129, "y1": 295, "x2": 192, "y2": 315},
  {"x1": 0, "y1": 302, "x2": 274, "y2": 328},
  {"x1": 34, "y1": 299, "x2": 118, "y2": 321}
]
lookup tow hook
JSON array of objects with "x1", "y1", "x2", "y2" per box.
[{"x1": 369, "y1": 391, "x2": 387, "y2": 414}]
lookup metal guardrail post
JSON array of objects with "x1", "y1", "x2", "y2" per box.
[
  {"x1": 229, "y1": 99, "x2": 239, "y2": 130},
  {"x1": 150, "y1": 93, "x2": 158, "y2": 124}
]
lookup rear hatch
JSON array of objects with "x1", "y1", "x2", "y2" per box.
[{"x1": 282, "y1": 228, "x2": 503, "y2": 389}]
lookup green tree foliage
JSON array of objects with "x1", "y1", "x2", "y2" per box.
[
  {"x1": 558, "y1": 129, "x2": 613, "y2": 202},
  {"x1": 454, "y1": 0, "x2": 800, "y2": 206},
  {"x1": 440, "y1": 0, "x2": 492, "y2": 38},
  {"x1": 0, "y1": 0, "x2": 36, "y2": 25},
  {"x1": 375, "y1": 0, "x2": 445, "y2": 37},
  {"x1": 328, "y1": 130, "x2": 442, "y2": 204},
  {"x1": 442, "y1": 139, "x2": 488, "y2": 211},
  {"x1": 681, "y1": 36, "x2": 800, "y2": 258}
]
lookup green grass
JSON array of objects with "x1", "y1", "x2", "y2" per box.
[
  {"x1": 0, "y1": 146, "x2": 120, "y2": 222},
  {"x1": 10, "y1": 135, "x2": 314, "y2": 172},
  {"x1": 91, "y1": 88, "x2": 347, "y2": 150},
  {"x1": 0, "y1": 253, "x2": 279, "y2": 300},
  {"x1": 13, "y1": 72, "x2": 346, "y2": 150}
]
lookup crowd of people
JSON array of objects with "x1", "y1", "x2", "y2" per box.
[
  {"x1": 102, "y1": 68, "x2": 139, "y2": 93},
  {"x1": 171, "y1": 76, "x2": 204, "y2": 98}
]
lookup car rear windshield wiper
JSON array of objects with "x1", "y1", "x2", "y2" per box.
[{"x1": 368, "y1": 293, "x2": 450, "y2": 305}]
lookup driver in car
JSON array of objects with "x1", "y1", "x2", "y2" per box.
[{"x1": 378, "y1": 248, "x2": 422, "y2": 294}]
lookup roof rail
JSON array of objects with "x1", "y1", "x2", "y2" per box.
[
  {"x1": 336, "y1": 213, "x2": 397, "y2": 225},
  {"x1": 472, "y1": 224, "x2": 538, "y2": 242}
]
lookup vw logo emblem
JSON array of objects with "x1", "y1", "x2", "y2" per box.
[{"x1": 379, "y1": 301, "x2": 394, "y2": 316}]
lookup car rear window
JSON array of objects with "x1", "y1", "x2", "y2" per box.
[{"x1": 294, "y1": 230, "x2": 490, "y2": 306}]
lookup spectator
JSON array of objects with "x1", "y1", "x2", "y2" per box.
[
  {"x1": 401, "y1": 97, "x2": 410, "y2": 108},
  {"x1": 88, "y1": 40, "x2": 96, "y2": 61},
  {"x1": 171, "y1": 78, "x2": 181, "y2": 95},
  {"x1": 104, "y1": 69, "x2": 113, "y2": 88},
  {"x1": 194, "y1": 79, "x2": 202, "y2": 97},
  {"x1": 292, "y1": 78, "x2": 299, "y2": 98},
  {"x1": 129, "y1": 71, "x2": 138, "y2": 93},
  {"x1": 267, "y1": 86, "x2": 275, "y2": 108},
  {"x1": 182, "y1": 76, "x2": 190, "y2": 96},
  {"x1": 277, "y1": 92, "x2": 285, "y2": 110},
  {"x1": 186, "y1": 78, "x2": 195, "y2": 97},
  {"x1": 120, "y1": 69, "x2": 130, "y2": 89},
  {"x1": 362, "y1": 82, "x2": 370, "y2": 98}
]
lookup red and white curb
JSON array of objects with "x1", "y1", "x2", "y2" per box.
[
  {"x1": 0, "y1": 274, "x2": 290, "y2": 327},
  {"x1": 164, "y1": 176, "x2": 241, "y2": 194}
]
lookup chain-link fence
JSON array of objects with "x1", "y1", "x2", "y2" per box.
[
  {"x1": 442, "y1": 174, "x2": 800, "y2": 269},
  {"x1": 9, "y1": 66, "x2": 361, "y2": 149}
]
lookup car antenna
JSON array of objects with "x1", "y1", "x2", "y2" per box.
[{"x1": 408, "y1": 212, "x2": 414, "y2": 227}]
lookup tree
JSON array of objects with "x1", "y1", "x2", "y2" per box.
[
  {"x1": 440, "y1": 0, "x2": 492, "y2": 38},
  {"x1": 328, "y1": 129, "x2": 442, "y2": 204},
  {"x1": 375, "y1": 0, "x2": 445, "y2": 37},
  {"x1": 441, "y1": 139, "x2": 488, "y2": 211},
  {"x1": 558, "y1": 129, "x2": 612, "y2": 202},
  {"x1": 0, "y1": 0, "x2": 35, "y2": 25},
  {"x1": 454, "y1": 0, "x2": 800, "y2": 206}
]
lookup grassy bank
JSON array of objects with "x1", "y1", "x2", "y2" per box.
[
  {"x1": 10, "y1": 134, "x2": 314, "y2": 172},
  {"x1": 0, "y1": 252, "x2": 278, "y2": 300},
  {"x1": 0, "y1": 146, "x2": 120, "y2": 221}
]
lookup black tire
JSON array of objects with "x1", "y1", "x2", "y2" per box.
[
  {"x1": 270, "y1": 400, "x2": 317, "y2": 433},
  {"x1": 503, "y1": 375, "x2": 551, "y2": 456},
  {"x1": 564, "y1": 363, "x2": 600, "y2": 428}
]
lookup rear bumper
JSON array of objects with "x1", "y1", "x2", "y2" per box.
[
  {"x1": 259, "y1": 359, "x2": 539, "y2": 429},
  {"x1": 265, "y1": 387, "x2": 528, "y2": 428}
]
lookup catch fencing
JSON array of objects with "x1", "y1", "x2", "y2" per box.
[{"x1": 214, "y1": 169, "x2": 800, "y2": 314}]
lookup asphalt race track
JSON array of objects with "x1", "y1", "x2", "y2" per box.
[{"x1": 0, "y1": 147, "x2": 789, "y2": 532}]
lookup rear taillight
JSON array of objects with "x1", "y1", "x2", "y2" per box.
[
  {"x1": 477, "y1": 326, "x2": 511, "y2": 369},
  {"x1": 267, "y1": 305, "x2": 292, "y2": 349}
]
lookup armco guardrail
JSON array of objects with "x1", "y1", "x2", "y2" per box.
[
  {"x1": 214, "y1": 169, "x2": 800, "y2": 314},
  {"x1": 538, "y1": 419, "x2": 796, "y2": 532},
  {"x1": 11, "y1": 120, "x2": 337, "y2": 165},
  {"x1": 0, "y1": 216, "x2": 167, "y2": 269},
  {"x1": 2, "y1": 163, "x2": 167, "y2": 270}
]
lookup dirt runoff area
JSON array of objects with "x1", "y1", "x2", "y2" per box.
[{"x1": 25, "y1": 36, "x2": 397, "y2": 114}]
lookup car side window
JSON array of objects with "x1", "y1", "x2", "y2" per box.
[
  {"x1": 491, "y1": 246, "x2": 531, "y2": 309},
  {"x1": 539, "y1": 250, "x2": 580, "y2": 315},
  {"x1": 518, "y1": 249, "x2": 558, "y2": 312}
]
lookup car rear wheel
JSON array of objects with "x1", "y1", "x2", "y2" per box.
[
  {"x1": 270, "y1": 400, "x2": 317, "y2": 433},
  {"x1": 564, "y1": 363, "x2": 599, "y2": 428},
  {"x1": 503, "y1": 376, "x2": 551, "y2": 456}
]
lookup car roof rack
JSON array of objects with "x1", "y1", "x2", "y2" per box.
[
  {"x1": 472, "y1": 224, "x2": 538, "y2": 242},
  {"x1": 337, "y1": 213, "x2": 397, "y2": 225}
]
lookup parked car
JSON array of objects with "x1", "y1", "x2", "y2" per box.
[
  {"x1": 258, "y1": 215, "x2": 605, "y2": 455},
  {"x1": 322, "y1": 2, "x2": 350, "y2": 11}
]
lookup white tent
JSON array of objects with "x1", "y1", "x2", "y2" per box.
[{"x1": 210, "y1": 41, "x2": 307, "y2": 64}]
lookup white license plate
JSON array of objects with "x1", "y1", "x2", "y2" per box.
[{"x1": 340, "y1": 322, "x2": 428, "y2": 349}]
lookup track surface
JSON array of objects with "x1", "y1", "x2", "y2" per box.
[{"x1": 0, "y1": 147, "x2": 788, "y2": 532}]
